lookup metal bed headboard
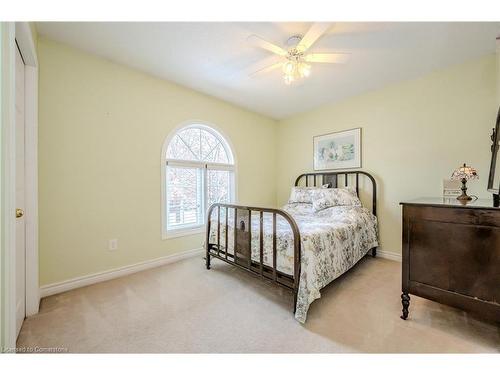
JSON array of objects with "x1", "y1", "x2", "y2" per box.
[{"x1": 294, "y1": 171, "x2": 377, "y2": 216}]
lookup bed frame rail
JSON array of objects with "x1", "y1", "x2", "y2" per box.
[
  {"x1": 205, "y1": 204, "x2": 301, "y2": 310},
  {"x1": 295, "y1": 170, "x2": 377, "y2": 216}
]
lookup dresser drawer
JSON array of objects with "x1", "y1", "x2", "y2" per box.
[
  {"x1": 408, "y1": 218, "x2": 500, "y2": 304},
  {"x1": 404, "y1": 205, "x2": 500, "y2": 227}
]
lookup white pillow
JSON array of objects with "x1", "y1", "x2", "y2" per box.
[
  {"x1": 311, "y1": 187, "x2": 362, "y2": 212},
  {"x1": 288, "y1": 186, "x2": 323, "y2": 204}
]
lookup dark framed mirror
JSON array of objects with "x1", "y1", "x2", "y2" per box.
[{"x1": 487, "y1": 106, "x2": 500, "y2": 206}]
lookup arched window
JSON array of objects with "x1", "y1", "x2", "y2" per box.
[{"x1": 162, "y1": 123, "x2": 236, "y2": 238}]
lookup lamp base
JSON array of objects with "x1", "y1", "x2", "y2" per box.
[
  {"x1": 457, "y1": 178, "x2": 471, "y2": 201},
  {"x1": 456, "y1": 194, "x2": 472, "y2": 201}
]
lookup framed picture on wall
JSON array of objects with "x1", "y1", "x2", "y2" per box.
[{"x1": 313, "y1": 128, "x2": 361, "y2": 171}]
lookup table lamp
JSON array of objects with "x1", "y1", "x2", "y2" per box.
[{"x1": 451, "y1": 163, "x2": 478, "y2": 201}]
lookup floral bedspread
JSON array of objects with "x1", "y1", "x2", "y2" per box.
[{"x1": 208, "y1": 203, "x2": 378, "y2": 323}]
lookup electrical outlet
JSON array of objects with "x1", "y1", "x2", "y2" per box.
[{"x1": 108, "y1": 239, "x2": 118, "y2": 251}]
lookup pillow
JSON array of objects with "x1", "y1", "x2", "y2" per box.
[
  {"x1": 282, "y1": 202, "x2": 314, "y2": 216},
  {"x1": 311, "y1": 187, "x2": 362, "y2": 212},
  {"x1": 288, "y1": 186, "x2": 320, "y2": 204}
]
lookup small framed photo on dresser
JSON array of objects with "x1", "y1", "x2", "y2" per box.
[{"x1": 313, "y1": 128, "x2": 361, "y2": 171}]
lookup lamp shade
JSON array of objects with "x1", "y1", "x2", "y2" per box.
[{"x1": 451, "y1": 163, "x2": 478, "y2": 181}]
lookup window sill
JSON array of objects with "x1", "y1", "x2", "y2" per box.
[{"x1": 163, "y1": 226, "x2": 205, "y2": 240}]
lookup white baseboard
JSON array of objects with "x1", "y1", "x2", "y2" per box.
[
  {"x1": 40, "y1": 246, "x2": 399, "y2": 298},
  {"x1": 376, "y1": 249, "x2": 402, "y2": 262},
  {"x1": 40, "y1": 248, "x2": 204, "y2": 298}
]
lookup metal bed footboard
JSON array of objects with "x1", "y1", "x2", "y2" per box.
[{"x1": 205, "y1": 203, "x2": 301, "y2": 311}]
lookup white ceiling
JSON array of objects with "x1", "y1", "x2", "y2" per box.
[{"x1": 36, "y1": 22, "x2": 500, "y2": 119}]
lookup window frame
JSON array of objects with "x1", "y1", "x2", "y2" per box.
[{"x1": 161, "y1": 122, "x2": 237, "y2": 239}]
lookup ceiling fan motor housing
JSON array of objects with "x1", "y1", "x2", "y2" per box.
[{"x1": 286, "y1": 35, "x2": 303, "y2": 49}]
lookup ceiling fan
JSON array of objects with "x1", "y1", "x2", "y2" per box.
[{"x1": 247, "y1": 23, "x2": 349, "y2": 85}]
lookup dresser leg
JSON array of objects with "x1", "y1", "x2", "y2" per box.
[{"x1": 400, "y1": 293, "x2": 410, "y2": 320}]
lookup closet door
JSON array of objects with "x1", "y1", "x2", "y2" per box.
[{"x1": 15, "y1": 43, "x2": 26, "y2": 338}]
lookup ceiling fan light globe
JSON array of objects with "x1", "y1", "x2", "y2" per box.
[
  {"x1": 299, "y1": 63, "x2": 311, "y2": 78},
  {"x1": 283, "y1": 61, "x2": 295, "y2": 75}
]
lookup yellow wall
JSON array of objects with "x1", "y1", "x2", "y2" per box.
[
  {"x1": 38, "y1": 37, "x2": 278, "y2": 285},
  {"x1": 39, "y1": 35, "x2": 497, "y2": 285},
  {"x1": 29, "y1": 22, "x2": 37, "y2": 53},
  {"x1": 276, "y1": 55, "x2": 497, "y2": 256}
]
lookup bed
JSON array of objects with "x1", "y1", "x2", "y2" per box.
[{"x1": 205, "y1": 171, "x2": 378, "y2": 323}]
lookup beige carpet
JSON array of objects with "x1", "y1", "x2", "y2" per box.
[{"x1": 17, "y1": 256, "x2": 500, "y2": 353}]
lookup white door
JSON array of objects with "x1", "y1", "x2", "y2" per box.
[{"x1": 15, "y1": 44, "x2": 26, "y2": 338}]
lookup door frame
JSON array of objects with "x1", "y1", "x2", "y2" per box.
[
  {"x1": 1, "y1": 21, "x2": 17, "y2": 352},
  {"x1": 0, "y1": 21, "x2": 38, "y2": 350},
  {"x1": 15, "y1": 22, "x2": 39, "y2": 319}
]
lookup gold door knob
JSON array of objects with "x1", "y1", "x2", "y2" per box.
[{"x1": 16, "y1": 208, "x2": 24, "y2": 218}]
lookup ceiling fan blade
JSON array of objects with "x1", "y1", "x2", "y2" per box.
[
  {"x1": 246, "y1": 54, "x2": 284, "y2": 77},
  {"x1": 249, "y1": 62, "x2": 283, "y2": 77},
  {"x1": 297, "y1": 23, "x2": 332, "y2": 52},
  {"x1": 247, "y1": 35, "x2": 287, "y2": 56},
  {"x1": 304, "y1": 53, "x2": 350, "y2": 64}
]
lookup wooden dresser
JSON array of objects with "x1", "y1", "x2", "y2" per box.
[{"x1": 400, "y1": 198, "x2": 500, "y2": 323}]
